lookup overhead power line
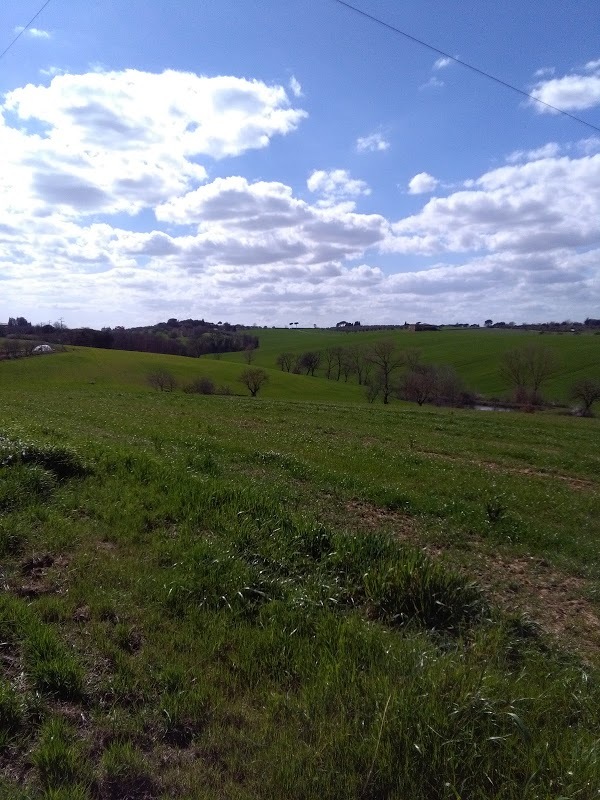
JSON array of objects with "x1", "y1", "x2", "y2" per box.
[
  {"x1": 332, "y1": 0, "x2": 600, "y2": 136},
  {"x1": 0, "y1": 0, "x2": 54, "y2": 63}
]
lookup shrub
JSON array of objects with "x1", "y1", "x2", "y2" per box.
[
  {"x1": 239, "y1": 368, "x2": 269, "y2": 397},
  {"x1": 569, "y1": 377, "x2": 600, "y2": 416},
  {"x1": 183, "y1": 376, "x2": 215, "y2": 395},
  {"x1": 146, "y1": 370, "x2": 177, "y2": 392},
  {"x1": 398, "y1": 364, "x2": 472, "y2": 408}
]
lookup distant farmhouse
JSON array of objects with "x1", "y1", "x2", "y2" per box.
[{"x1": 408, "y1": 322, "x2": 440, "y2": 332}]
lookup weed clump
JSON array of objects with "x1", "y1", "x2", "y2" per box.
[
  {"x1": 0, "y1": 436, "x2": 87, "y2": 480},
  {"x1": 32, "y1": 718, "x2": 85, "y2": 790},
  {"x1": 99, "y1": 742, "x2": 157, "y2": 800},
  {"x1": 0, "y1": 680, "x2": 24, "y2": 746}
]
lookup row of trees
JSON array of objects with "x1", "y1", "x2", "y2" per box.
[
  {"x1": 274, "y1": 340, "x2": 600, "y2": 414},
  {"x1": 276, "y1": 341, "x2": 473, "y2": 407}
]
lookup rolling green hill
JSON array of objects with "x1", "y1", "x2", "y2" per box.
[
  {"x1": 0, "y1": 343, "x2": 599, "y2": 798},
  {"x1": 223, "y1": 327, "x2": 600, "y2": 401}
]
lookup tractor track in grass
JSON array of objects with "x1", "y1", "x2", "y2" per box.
[{"x1": 416, "y1": 448, "x2": 599, "y2": 491}]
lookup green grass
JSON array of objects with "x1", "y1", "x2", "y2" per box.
[
  {"x1": 0, "y1": 346, "x2": 599, "y2": 797},
  {"x1": 227, "y1": 326, "x2": 600, "y2": 400}
]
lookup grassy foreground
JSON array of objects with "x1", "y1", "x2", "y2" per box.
[{"x1": 0, "y1": 349, "x2": 599, "y2": 798}]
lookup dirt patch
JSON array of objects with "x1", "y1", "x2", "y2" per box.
[
  {"x1": 97, "y1": 774, "x2": 159, "y2": 800},
  {"x1": 11, "y1": 551, "x2": 69, "y2": 597},
  {"x1": 96, "y1": 541, "x2": 118, "y2": 552},
  {"x1": 341, "y1": 497, "x2": 600, "y2": 661},
  {"x1": 0, "y1": 640, "x2": 22, "y2": 682},
  {"x1": 343, "y1": 499, "x2": 417, "y2": 539},
  {"x1": 468, "y1": 552, "x2": 600, "y2": 658},
  {"x1": 21, "y1": 553, "x2": 54, "y2": 574}
]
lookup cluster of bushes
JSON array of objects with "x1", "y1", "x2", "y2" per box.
[
  {"x1": 182, "y1": 377, "x2": 233, "y2": 396},
  {"x1": 147, "y1": 371, "x2": 233, "y2": 396},
  {"x1": 147, "y1": 369, "x2": 270, "y2": 398}
]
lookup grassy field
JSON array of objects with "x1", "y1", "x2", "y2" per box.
[
  {"x1": 0, "y1": 344, "x2": 599, "y2": 798},
  {"x1": 222, "y1": 327, "x2": 600, "y2": 401}
]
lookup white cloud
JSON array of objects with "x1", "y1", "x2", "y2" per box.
[
  {"x1": 356, "y1": 132, "x2": 390, "y2": 153},
  {"x1": 1, "y1": 67, "x2": 599, "y2": 326},
  {"x1": 391, "y1": 153, "x2": 600, "y2": 260},
  {"x1": 531, "y1": 63, "x2": 600, "y2": 112},
  {"x1": 533, "y1": 66, "x2": 555, "y2": 78},
  {"x1": 506, "y1": 142, "x2": 561, "y2": 163},
  {"x1": 433, "y1": 57, "x2": 452, "y2": 70},
  {"x1": 39, "y1": 66, "x2": 65, "y2": 77},
  {"x1": 420, "y1": 76, "x2": 444, "y2": 90},
  {"x1": 307, "y1": 169, "x2": 371, "y2": 204},
  {"x1": 14, "y1": 26, "x2": 51, "y2": 39},
  {"x1": 289, "y1": 75, "x2": 303, "y2": 97},
  {"x1": 0, "y1": 69, "x2": 306, "y2": 218},
  {"x1": 407, "y1": 172, "x2": 438, "y2": 194}
]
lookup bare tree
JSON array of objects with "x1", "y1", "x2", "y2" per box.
[
  {"x1": 239, "y1": 368, "x2": 269, "y2": 397},
  {"x1": 367, "y1": 339, "x2": 404, "y2": 404},
  {"x1": 501, "y1": 343, "x2": 558, "y2": 404},
  {"x1": 331, "y1": 346, "x2": 345, "y2": 381},
  {"x1": 299, "y1": 351, "x2": 321, "y2": 376},
  {"x1": 346, "y1": 344, "x2": 368, "y2": 385},
  {"x1": 276, "y1": 352, "x2": 295, "y2": 372},
  {"x1": 323, "y1": 347, "x2": 336, "y2": 379},
  {"x1": 365, "y1": 374, "x2": 382, "y2": 403},
  {"x1": 399, "y1": 365, "x2": 438, "y2": 406},
  {"x1": 243, "y1": 346, "x2": 256, "y2": 364},
  {"x1": 570, "y1": 377, "x2": 600, "y2": 416},
  {"x1": 341, "y1": 351, "x2": 355, "y2": 382},
  {"x1": 147, "y1": 370, "x2": 177, "y2": 392}
]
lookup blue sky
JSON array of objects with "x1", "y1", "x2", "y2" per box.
[{"x1": 1, "y1": 0, "x2": 599, "y2": 327}]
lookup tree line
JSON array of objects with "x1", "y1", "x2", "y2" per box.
[
  {"x1": 276, "y1": 340, "x2": 600, "y2": 414},
  {"x1": 276, "y1": 341, "x2": 473, "y2": 407},
  {"x1": 0, "y1": 318, "x2": 258, "y2": 359}
]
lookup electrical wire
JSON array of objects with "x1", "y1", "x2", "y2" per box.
[
  {"x1": 0, "y1": 0, "x2": 54, "y2": 63},
  {"x1": 332, "y1": 0, "x2": 600, "y2": 136}
]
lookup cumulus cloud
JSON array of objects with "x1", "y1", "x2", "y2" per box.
[
  {"x1": 0, "y1": 69, "x2": 306, "y2": 218},
  {"x1": 14, "y1": 26, "x2": 51, "y2": 39},
  {"x1": 505, "y1": 142, "x2": 561, "y2": 163},
  {"x1": 407, "y1": 172, "x2": 438, "y2": 194},
  {"x1": 531, "y1": 62, "x2": 600, "y2": 111},
  {"x1": 390, "y1": 153, "x2": 600, "y2": 259},
  {"x1": 307, "y1": 169, "x2": 371, "y2": 204},
  {"x1": 433, "y1": 57, "x2": 452, "y2": 70},
  {"x1": 356, "y1": 132, "x2": 390, "y2": 152},
  {"x1": 1, "y1": 67, "x2": 599, "y2": 326}
]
